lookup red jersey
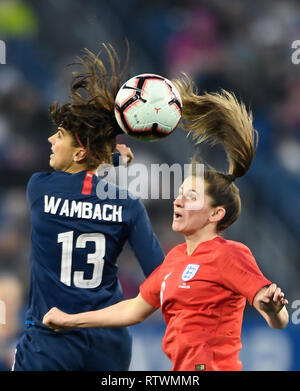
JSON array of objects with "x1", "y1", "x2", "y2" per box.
[{"x1": 139, "y1": 236, "x2": 271, "y2": 371}]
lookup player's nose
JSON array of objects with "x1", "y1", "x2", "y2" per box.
[{"x1": 174, "y1": 194, "x2": 184, "y2": 208}]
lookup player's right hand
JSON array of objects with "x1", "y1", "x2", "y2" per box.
[
  {"x1": 116, "y1": 144, "x2": 134, "y2": 165},
  {"x1": 42, "y1": 307, "x2": 73, "y2": 332}
]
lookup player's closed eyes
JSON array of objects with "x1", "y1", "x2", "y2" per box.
[
  {"x1": 57, "y1": 130, "x2": 63, "y2": 138},
  {"x1": 178, "y1": 189, "x2": 199, "y2": 201},
  {"x1": 186, "y1": 191, "x2": 198, "y2": 201}
]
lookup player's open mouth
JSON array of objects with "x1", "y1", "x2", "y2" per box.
[{"x1": 174, "y1": 211, "x2": 183, "y2": 220}]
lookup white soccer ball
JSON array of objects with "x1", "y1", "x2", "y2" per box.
[{"x1": 114, "y1": 74, "x2": 182, "y2": 141}]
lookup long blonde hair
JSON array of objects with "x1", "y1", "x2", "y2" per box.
[{"x1": 173, "y1": 75, "x2": 258, "y2": 231}]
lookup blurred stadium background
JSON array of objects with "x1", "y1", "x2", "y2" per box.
[{"x1": 0, "y1": 0, "x2": 299, "y2": 371}]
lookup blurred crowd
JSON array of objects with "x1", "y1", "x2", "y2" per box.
[{"x1": 0, "y1": 0, "x2": 299, "y2": 370}]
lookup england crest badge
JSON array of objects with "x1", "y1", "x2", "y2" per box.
[{"x1": 182, "y1": 264, "x2": 200, "y2": 281}]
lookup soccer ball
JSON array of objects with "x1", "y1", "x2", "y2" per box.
[{"x1": 114, "y1": 74, "x2": 182, "y2": 141}]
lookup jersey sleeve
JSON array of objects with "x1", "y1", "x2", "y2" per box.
[
  {"x1": 128, "y1": 198, "x2": 165, "y2": 277},
  {"x1": 139, "y1": 264, "x2": 162, "y2": 308},
  {"x1": 218, "y1": 244, "x2": 272, "y2": 305}
]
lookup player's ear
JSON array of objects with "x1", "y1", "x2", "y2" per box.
[
  {"x1": 73, "y1": 148, "x2": 87, "y2": 162},
  {"x1": 209, "y1": 206, "x2": 226, "y2": 223}
]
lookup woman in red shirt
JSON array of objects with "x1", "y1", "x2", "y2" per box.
[{"x1": 42, "y1": 78, "x2": 289, "y2": 371}]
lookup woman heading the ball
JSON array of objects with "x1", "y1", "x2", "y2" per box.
[
  {"x1": 43, "y1": 77, "x2": 289, "y2": 371},
  {"x1": 13, "y1": 44, "x2": 165, "y2": 371}
]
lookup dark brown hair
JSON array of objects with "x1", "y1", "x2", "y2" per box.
[
  {"x1": 173, "y1": 75, "x2": 258, "y2": 232},
  {"x1": 50, "y1": 43, "x2": 129, "y2": 169}
]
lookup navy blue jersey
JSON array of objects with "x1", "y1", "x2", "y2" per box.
[{"x1": 25, "y1": 170, "x2": 164, "y2": 325}]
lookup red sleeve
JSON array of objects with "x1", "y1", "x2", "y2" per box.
[
  {"x1": 139, "y1": 264, "x2": 162, "y2": 308},
  {"x1": 218, "y1": 243, "x2": 272, "y2": 305}
]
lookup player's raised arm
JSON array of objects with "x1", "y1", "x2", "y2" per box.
[
  {"x1": 253, "y1": 283, "x2": 289, "y2": 329},
  {"x1": 128, "y1": 199, "x2": 165, "y2": 277},
  {"x1": 43, "y1": 294, "x2": 157, "y2": 332}
]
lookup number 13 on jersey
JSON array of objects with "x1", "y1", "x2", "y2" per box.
[{"x1": 57, "y1": 231, "x2": 105, "y2": 289}]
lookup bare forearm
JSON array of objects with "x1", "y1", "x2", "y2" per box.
[
  {"x1": 68, "y1": 299, "x2": 144, "y2": 328},
  {"x1": 43, "y1": 294, "x2": 157, "y2": 331}
]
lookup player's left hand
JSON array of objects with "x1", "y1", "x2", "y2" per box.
[
  {"x1": 42, "y1": 307, "x2": 73, "y2": 332},
  {"x1": 116, "y1": 144, "x2": 134, "y2": 165},
  {"x1": 257, "y1": 283, "x2": 288, "y2": 314}
]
